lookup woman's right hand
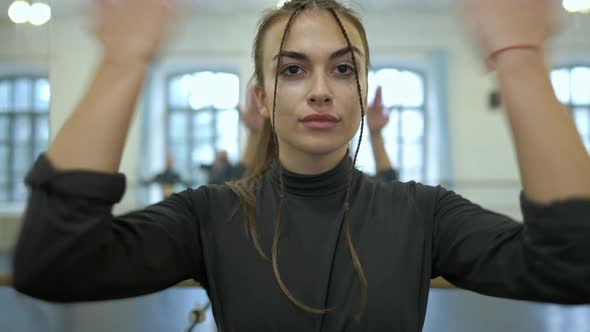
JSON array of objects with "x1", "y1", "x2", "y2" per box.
[
  {"x1": 366, "y1": 86, "x2": 389, "y2": 136},
  {"x1": 95, "y1": 0, "x2": 177, "y2": 64}
]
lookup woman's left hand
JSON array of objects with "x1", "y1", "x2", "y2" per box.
[{"x1": 460, "y1": 0, "x2": 561, "y2": 65}]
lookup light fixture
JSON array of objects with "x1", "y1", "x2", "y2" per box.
[
  {"x1": 8, "y1": 0, "x2": 30, "y2": 24},
  {"x1": 563, "y1": 0, "x2": 590, "y2": 13},
  {"x1": 7, "y1": 0, "x2": 52, "y2": 25},
  {"x1": 29, "y1": 2, "x2": 51, "y2": 26}
]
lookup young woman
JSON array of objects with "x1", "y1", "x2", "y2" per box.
[{"x1": 13, "y1": 0, "x2": 590, "y2": 331}]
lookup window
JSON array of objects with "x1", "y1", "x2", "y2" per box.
[
  {"x1": 551, "y1": 66, "x2": 590, "y2": 153},
  {"x1": 166, "y1": 71, "x2": 240, "y2": 186},
  {"x1": 0, "y1": 76, "x2": 50, "y2": 202},
  {"x1": 351, "y1": 68, "x2": 427, "y2": 182}
]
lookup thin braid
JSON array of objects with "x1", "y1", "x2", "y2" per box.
[
  {"x1": 270, "y1": 5, "x2": 332, "y2": 315},
  {"x1": 329, "y1": 8, "x2": 369, "y2": 319},
  {"x1": 329, "y1": 8, "x2": 366, "y2": 194},
  {"x1": 272, "y1": 5, "x2": 302, "y2": 197}
]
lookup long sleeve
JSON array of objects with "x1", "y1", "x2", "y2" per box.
[
  {"x1": 12, "y1": 154, "x2": 206, "y2": 303},
  {"x1": 430, "y1": 185, "x2": 590, "y2": 304},
  {"x1": 372, "y1": 168, "x2": 399, "y2": 182}
]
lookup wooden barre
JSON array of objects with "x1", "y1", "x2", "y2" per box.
[{"x1": 0, "y1": 274, "x2": 454, "y2": 289}]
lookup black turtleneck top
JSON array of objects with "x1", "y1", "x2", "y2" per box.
[{"x1": 13, "y1": 154, "x2": 590, "y2": 331}]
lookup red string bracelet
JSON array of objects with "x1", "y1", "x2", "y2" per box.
[{"x1": 486, "y1": 44, "x2": 540, "y2": 71}]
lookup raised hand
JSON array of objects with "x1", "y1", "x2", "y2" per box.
[
  {"x1": 459, "y1": 0, "x2": 560, "y2": 68},
  {"x1": 239, "y1": 85, "x2": 263, "y2": 134},
  {"x1": 366, "y1": 86, "x2": 389, "y2": 135},
  {"x1": 94, "y1": 0, "x2": 177, "y2": 64}
]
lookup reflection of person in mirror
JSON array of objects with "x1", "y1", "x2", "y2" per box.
[
  {"x1": 143, "y1": 154, "x2": 189, "y2": 198},
  {"x1": 14, "y1": 0, "x2": 590, "y2": 331},
  {"x1": 367, "y1": 86, "x2": 400, "y2": 182},
  {"x1": 200, "y1": 149, "x2": 245, "y2": 185},
  {"x1": 200, "y1": 84, "x2": 261, "y2": 185}
]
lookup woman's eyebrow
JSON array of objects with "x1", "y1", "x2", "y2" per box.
[
  {"x1": 329, "y1": 46, "x2": 363, "y2": 60},
  {"x1": 272, "y1": 46, "x2": 363, "y2": 62}
]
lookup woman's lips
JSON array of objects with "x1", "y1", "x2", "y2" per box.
[{"x1": 301, "y1": 113, "x2": 339, "y2": 129}]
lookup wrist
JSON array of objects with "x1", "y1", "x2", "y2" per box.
[
  {"x1": 495, "y1": 49, "x2": 546, "y2": 74},
  {"x1": 369, "y1": 131, "x2": 383, "y2": 140},
  {"x1": 101, "y1": 53, "x2": 150, "y2": 70},
  {"x1": 487, "y1": 44, "x2": 541, "y2": 71}
]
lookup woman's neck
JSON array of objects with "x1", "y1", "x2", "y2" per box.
[{"x1": 278, "y1": 146, "x2": 349, "y2": 175}]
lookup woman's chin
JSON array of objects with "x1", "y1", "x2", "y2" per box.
[{"x1": 297, "y1": 140, "x2": 349, "y2": 157}]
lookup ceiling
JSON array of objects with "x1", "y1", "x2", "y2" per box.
[{"x1": 0, "y1": 0, "x2": 451, "y2": 19}]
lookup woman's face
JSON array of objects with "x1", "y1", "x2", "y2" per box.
[{"x1": 256, "y1": 10, "x2": 368, "y2": 163}]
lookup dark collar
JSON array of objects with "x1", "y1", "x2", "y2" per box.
[{"x1": 270, "y1": 155, "x2": 353, "y2": 197}]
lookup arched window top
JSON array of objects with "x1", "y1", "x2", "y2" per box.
[
  {"x1": 368, "y1": 68, "x2": 426, "y2": 108},
  {"x1": 167, "y1": 71, "x2": 240, "y2": 110}
]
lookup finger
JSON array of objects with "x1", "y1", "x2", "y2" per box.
[
  {"x1": 374, "y1": 86, "x2": 383, "y2": 106},
  {"x1": 95, "y1": 0, "x2": 113, "y2": 19},
  {"x1": 88, "y1": 0, "x2": 112, "y2": 35}
]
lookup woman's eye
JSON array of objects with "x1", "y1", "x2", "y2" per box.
[
  {"x1": 282, "y1": 65, "x2": 303, "y2": 76},
  {"x1": 336, "y1": 64, "x2": 354, "y2": 75}
]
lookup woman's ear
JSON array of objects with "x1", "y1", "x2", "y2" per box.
[{"x1": 255, "y1": 85, "x2": 270, "y2": 119}]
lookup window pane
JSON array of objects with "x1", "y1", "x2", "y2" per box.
[
  {"x1": 12, "y1": 180, "x2": 28, "y2": 201},
  {"x1": 35, "y1": 115, "x2": 50, "y2": 142},
  {"x1": 212, "y1": 73, "x2": 239, "y2": 109},
  {"x1": 34, "y1": 140, "x2": 47, "y2": 160},
  {"x1": 34, "y1": 78, "x2": 51, "y2": 111},
  {"x1": 188, "y1": 72, "x2": 214, "y2": 110},
  {"x1": 402, "y1": 143, "x2": 423, "y2": 169},
  {"x1": 551, "y1": 69, "x2": 570, "y2": 104},
  {"x1": 382, "y1": 110, "x2": 400, "y2": 167},
  {"x1": 168, "y1": 111, "x2": 188, "y2": 143},
  {"x1": 192, "y1": 145, "x2": 214, "y2": 166},
  {"x1": 398, "y1": 71, "x2": 424, "y2": 107},
  {"x1": 14, "y1": 78, "x2": 32, "y2": 112},
  {"x1": 0, "y1": 145, "x2": 8, "y2": 182},
  {"x1": 401, "y1": 167, "x2": 422, "y2": 183},
  {"x1": 216, "y1": 109, "x2": 239, "y2": 161},
  {"x1": 375, "y1": 69, "x2": 402, "y2": 107},
  {"x1": 0, "y1": 116, "x2": 9, "y2": 141},
  {"x1": 0, "y1": 80, "x2": 11, "y2": 112},
  {"x1": 574, "y1": 108, "x2": 589, "y2": 137},
  {"x1": 187, "y1": 72, "x2": 240, "y2": 110},
  {"x1": 13, "y1": 145, "x2": 32, "y2": 174},
  {"x1": 0, "y1": 143, "x2": 8, "y2": 202},
  {"x1": 170, "y1": 144, "x2": 190, "y2": 179},
  {"x1": 401, "y1": 110, "x2": 424, "y2": 142},
  {"x1": 193, "y1": 111, "x2": 213, "y2": 143},
  {"x1": 14, "y1": 116, "x2": 32, "y2": 143},
  {"x1": 374, "y1": 69, "x2": 424, "y2": 107},
  {"x1": 571, "y1": 67, "x2": 590, "y2": 105},
  {"x1": 168, "y1": 75, "x2": 191, "y2": 109}
]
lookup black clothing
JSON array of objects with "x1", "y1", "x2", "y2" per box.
[
  {"x1": 206, "y1": 163, "x2": 247, "y2": 185},
  {"x1": 146, "y1": 168, "x2": 189, "y2": 187},
  {"x1": 13, "y1": 154, "x2": 590, "y2": 332},
  {"x1": 373, "y1": 168, "x2": 399, "y2": 182}
]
